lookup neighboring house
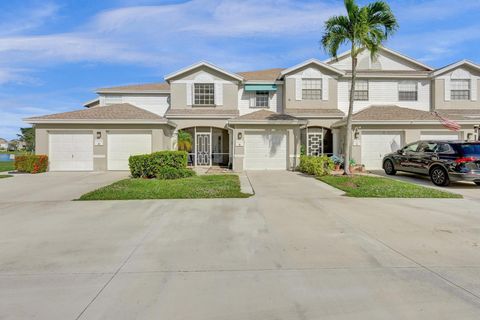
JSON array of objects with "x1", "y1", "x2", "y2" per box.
[
  {"x1": 0, "y1": 138, "x2": 8, "y2": 150},
  {"x1": 25, "y1": 47, "x2": 480, "y2": 172},
  {"x1": 7, "y1": 139, "x2": 26, "y2": 151}
]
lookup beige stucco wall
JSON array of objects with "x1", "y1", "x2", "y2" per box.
[
  {"x1": 169, "y1": 66, "x2": 239, "y2": 110},
  {"x1": 230, "y1": 124, "x2": 302, "y2": 172},
  {"x1": 285, "y1": 78, "x2": 338, "y2": 109},
  {"x1": 433, "y1": 66, "x2": 480, "y2": 110},
  {"x1": 434, "y1": 78, "x2": 480, "y2": 110},
  {"x1": 284, "y1": 63, "x2": 340, "y2": 110},
  {"x1": 35, "y1": 123, "x2": 173, "y2": 171},
  {"x1": 170, "y1": 119, "x2": 229, "y2": 130}
]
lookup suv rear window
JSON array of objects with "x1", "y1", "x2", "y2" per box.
[{"x1": 456, "y1": 143, "x2": 480, "y2": 156}]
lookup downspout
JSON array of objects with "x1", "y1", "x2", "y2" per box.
[
  {"x1": 297, "y1": 120, "x2": 309, "y2": 171},
  {"x1": 226, "y1": 121, "x2": 235, "y2": 170}
]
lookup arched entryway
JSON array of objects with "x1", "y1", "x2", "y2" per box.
[
  {"x1": 301, "y1": 126, "x2": 333, "y2": 156},
  {"x1": 178, "y1": 127, "x2": 230, "y2": 167}
]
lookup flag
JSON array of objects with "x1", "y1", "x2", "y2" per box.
[{"x1": 433, "y1": 112, "x2": 461, "y2": 131}]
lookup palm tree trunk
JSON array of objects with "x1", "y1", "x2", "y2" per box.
[{"x1": 343, "y1": 47, "x2": 357, "y2": 176}]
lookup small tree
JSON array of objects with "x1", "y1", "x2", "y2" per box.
[
  {"x1": 177, "y1": 130, "x2": 192, "y2": 152},
  {"x1": 17, "y1": 127, "x2": 35, "y2": 152},
  {"x1": 321, "y1": 0, "x2": 397, "y2": 175}
]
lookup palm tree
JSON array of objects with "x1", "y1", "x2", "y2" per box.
[
  {"x1": 321, "y1": 0, "x2": 398, "y2": 175},
  {"x1": 177, "y1": 130, "x2": 192, "y2": 152}
]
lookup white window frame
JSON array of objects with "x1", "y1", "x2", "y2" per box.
[
  {"x1": 352, "y1": 80, "x2": 369, "y2": 101},
  {"x1": 398, "y1": 81, "x2": 418, "y2": 101},
  {"x1": 302, "y1": 79, "x2": 322, "y2": 100},
  {"x1": 450, "y1": 79, "x2": 470, "y2": 100},
  {"x1": 254, "y1": 91, "x2": 270, "y2": 108},
  {"x1": 194, "y1": 83, "x2": 215, "y2": 106}
]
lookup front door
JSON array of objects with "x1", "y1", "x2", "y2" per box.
[{"x1": 196, "y1": 133, "x2": 211, "y2": 166}]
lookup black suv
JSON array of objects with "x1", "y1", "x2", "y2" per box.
[{"x1": 382, "y1": 141, "x2": 480, "y2": 186}]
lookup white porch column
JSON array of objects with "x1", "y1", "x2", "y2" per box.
[{"x1": 332, "y1": 128, "x2": 340, "y2": 155}]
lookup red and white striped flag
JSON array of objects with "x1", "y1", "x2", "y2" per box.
[{"x1": 433, "y1": 112, "x2": 461, "y2": 131}]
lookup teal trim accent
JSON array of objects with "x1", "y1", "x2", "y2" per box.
[{"x1": 244, "y1": 84, "x2": 277, "y2": 92}]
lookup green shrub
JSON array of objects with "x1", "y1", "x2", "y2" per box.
[
  {"x1": 298, "y1": 155, "x2": 334, "y2": 176},
  {"x1": 129, "y1": 151, "x2": 189, "y2": 179},
  {"x1": 15, "y1": 154, "x2": 48, "y2": 174},
  {"x1": 156, "y1": 167, "x2": 196, "y2": 180}
]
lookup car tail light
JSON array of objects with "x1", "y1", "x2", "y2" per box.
[{"x1": 455, "y1": 157, "x2": 478, "y2": 164}]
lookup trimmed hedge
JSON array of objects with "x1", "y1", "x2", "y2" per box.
[
  {"x1": 298, "y1": 155, "x2": 334, "y2": 177},
  {"x1": 129, "y1": 151, "x2": 192, "y2": 179},
  {"x1": 156, "y1": 167, "x2": 196, "y2": 180},
  {"x1": 15, "y1": 154, "x2": 48, "y2": 174}
]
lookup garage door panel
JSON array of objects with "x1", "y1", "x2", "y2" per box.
[
  {"x1": 361, "y1": 131, "x2": 402, "y2": 170},
  {"x1": 107, "y1": 133, "x2": 152, "y2": 170},
  {"x1": 245, "y1": 131, "x2": 287, "y2": 170},
  {"x1": 420, "y1": 132, "x2": 459, "y2": 141},
  {"x1": 49, "y1": 133, "x2": 93, "y2": 171}
]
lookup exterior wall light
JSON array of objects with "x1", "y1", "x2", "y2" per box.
[
  {"x1": 96, "y1": 131, "x2": 102, "y2": 139},
  {"x1": 237, "y1": 132, "x2": 243, "y2": 140}
]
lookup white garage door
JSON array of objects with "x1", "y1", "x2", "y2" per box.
[
  {"x1": 420, "y1": 132, "x2": 459, "y2": 141},
  {"x1": 245, "y1": 131, "x2": 287, "y2": 170},
  {"x1": 361, "y1": 131, "x2": 402, "y2": 170},
  {"x1": 108, "y1": 132, "x2": 152, "y2": 170},
  {"x1": 49, "y1": 132, "x2": 93, "y2": 171}
]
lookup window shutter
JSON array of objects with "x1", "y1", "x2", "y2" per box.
[
  {"x1": 186, "y1": 83, "x2": 193, "y2": 106},
  {"x1": 471, "y1": 77, "x2": 478, "y2": 101},
  {"x1": 249, "y1": 92, "x2": 256, "y2": 107},
  {"x1": 322, "y1": 76, "x2": 329, "y2": 101},
  {"x1": 295, "y1": 77, "x2": 302, "y2": 101},
  {"x1": 444, "y1": 78, "x2": 451, "y2": 101},
  {"x1": 214, "y1": 82, "x2": 223, "y2": 105}
]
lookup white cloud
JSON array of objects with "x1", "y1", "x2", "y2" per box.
[{"x1": 0, "y1": 2, "x2": 60, "y2": 35}]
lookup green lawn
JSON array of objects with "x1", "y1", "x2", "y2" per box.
[
  {"x1": 0, "y1": 175, "x2": 13, "y2": 179},
  {"x1": 0, "y1": 161, "x2": 14, "y2": 172},
  {"x1": 318, "y1": 175, "x2": 462, "y2": 198},
  {"x1": 78, "y1": 174, "x2": 252, "y2": 200}
]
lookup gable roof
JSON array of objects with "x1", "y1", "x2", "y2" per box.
[
  {"x1": 164, "y1": 61, "x2": 244, "y2": 82},
  {"x1": 280, "y1": 58, "x2": 345, "y2": 77},
  {"x1": 431, "y1": 60, "x2": 480, "y2": 77},
  {"x1": 228, "y1": 110, "x2": 306, "y2": 124},
  {"x1": 24, "y1": 103, "x2": 173, "y2": 125},
  {"x1": 333, "y1": 105, "x2": 480, "y2": 127},
  {"x1": 96, "y1": 82, "x2": 170, "y2": 93},
  {"x1": 325, "y1": 47, "x2": 434, "y2": 71},
  {"x1": 237, "y1": 68, "x2": 284, "y2": 82}
]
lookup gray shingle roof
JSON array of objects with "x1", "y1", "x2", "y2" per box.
[
  {"x1": 165, "y1": 109, "x2": 239, "y2": 117},
  {"x1": 231, "y1": 109, "x2": 300, "y2": 121},
  {"x1": 97, "y1": 82, "x2": 170, "y2": 92},
  {"x1": 25, "y1": 103, "x2": 166, "y2": 121},
  {"x1": 285, "y1": 108, "x2": 345, "y2": 118}
]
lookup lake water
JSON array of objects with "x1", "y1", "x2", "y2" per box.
[{"x1": 0, "y1": 154, "x2": 14, "y2": 162}]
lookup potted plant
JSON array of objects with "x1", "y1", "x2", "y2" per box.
[
  {"x1": 330, "y1": 155, "x2": 344, "y2": 171},
  {"x1": 349, "y1": 158, "x2": 357, "y2": 173}
]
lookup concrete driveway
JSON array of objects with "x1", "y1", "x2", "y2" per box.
[
  {"x1": 1, "y1": 171, "x2": 480, "y2": 319},
  {"x1": 0, "y1": 171, "x2": 128, "y2": 202},
  {"x1": 371, "y1": 170, "x2": 480, "y2": 201}
]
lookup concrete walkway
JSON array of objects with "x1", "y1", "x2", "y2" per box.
[{"x1": 1, "y1": 171, "x2": 480, "y2": 319}]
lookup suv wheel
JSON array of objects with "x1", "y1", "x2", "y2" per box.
[
  {"x1": 475, "y1": 182, "x2": 480, "y2": 186},
  {"x1": 383, "y1": 159, "x2": 396, "y2": 175},
  {"x1": 430, "y1": 166, "x2": 450, "y2": 186}
]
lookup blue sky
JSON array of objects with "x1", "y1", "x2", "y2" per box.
[{"x1": 1, "y1": 0, "x2": 480, "y2": 140}]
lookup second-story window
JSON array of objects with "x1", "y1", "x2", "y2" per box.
[
  {"x1": 353, "y1": 80, "x2": 369, "y2": 101},
  {"x1": 398, "y1": 81, "x2": 418, "y2": 101},
  {"x1": 451, "y1": 79, "x2": 470, "y2": 100},
  {"x1": 194, "y1": 83, "x2": 215, "y2": 106},
  {"x1": 302, "y1": 79, "x2": 322, "y2": 100},
  {"x1": 255, "y1": 91, "x2": 269, "y2": 108}
]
